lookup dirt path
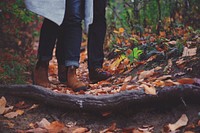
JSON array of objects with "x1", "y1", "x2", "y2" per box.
[{"x1": 1, "y1": 95, "x2": 200, "y2": 133}]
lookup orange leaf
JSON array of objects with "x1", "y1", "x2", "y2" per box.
[
  {"x1": 46, "y1": 121, "x2": 65, "y2": 133},
  {"x1": 72, "y1": 127, "x2": 89, "y2": 133},
  {"x1": 119, "y1": 28, "x2": 125, "y2": 33},
  {"x1": 120, "y1": 83, "x2": 127, "y2": 91},
  {"x1": 164, "y1": 79, "x2": 180, "y2": 86},
  {"x1": 177, "y1": 78, "x2": 195, "y2": 84}
]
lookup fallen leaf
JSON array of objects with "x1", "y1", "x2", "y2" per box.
[
  {"x1": 24, "y1": 128, "x2": 48, "y2": 133},
  {"x1": 138, "y1": 69, "x2": 155, "y2": 80},
  {"x1": 101, "y1": 112, "x2": 112, "y2": 117},
  {"x1": 176, "y1": 58, "x2": 186, "y2": 68},
  {"x1": 36, "y1": 118, "x2": 51, "y2": 128},
  {"x1": 27, "y1": 104, "x2": 39, "y2": 111},
  {"x1": 177, "y1": 78, "x2": 195, "y2": 84},
  {"x1": 164, "y1": 79, "x2": 180, "y2": 86},
  {"x1": 182, "y1": 47, "x2": 197, "y2": 57},
  {"x1": 138, "y1": 125, "x2": 154, "y2": 132},
  {"x1": 72, "y1": 127, "x2": 89, "y2": 133},
  {"x1": 120, "y1": 83, "x2": 127, "y2": 91},
  {"x1": 4, "y1": 109, "x2": 24, "y2": 119},
  {"x1": 100, "y1": 123, "x2": 117, "y2": 133},
  {"x1": 127, "y1": 85, "x2": 138, "y2": 90},
  {"x1": 98, "y1": 81, "x2": 112, "y2": 86},
  {"x1": 46, "y1": 121, "x2": 65, "y2": 133},
  {"x1": 184, "y1": 131, "x2": 195, "y2": 133},
  {"x1": 157, "y1": 75, "x2": 172, "y2": 80},
  {"x1": 140, "y1": 84, "x2": 156, "y2": 95},
  {"x1": 153, "y1": 80, "x2": 165, "y2": 87},
  {"x1": 168, "y1": 40, "x2": 177, "y2": 45},
  {"x1": 168, "y1": 114, "x2": 188, "y2": 131},
  {"x1": 0, "y1": 96, "x2": 6, "y2": 114},
  {"x1": 124, "y1": 76, "x2": 132, "y2": 83},
  {"x1": 110, "y1": 56, "x2": 124, "y2": 71}
]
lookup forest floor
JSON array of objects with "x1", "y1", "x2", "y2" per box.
[{"x1": 0, "y1": 27, "x2": 200, "y2": 132}]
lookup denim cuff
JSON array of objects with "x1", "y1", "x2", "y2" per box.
[{"x1": 65, "y1": 60, "x2": 79, "y2": 68}]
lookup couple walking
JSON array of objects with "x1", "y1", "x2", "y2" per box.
[{"x1": 25, "y1": 0, "x2": 111, "y2": 92}]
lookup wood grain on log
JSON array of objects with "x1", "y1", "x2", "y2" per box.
[{"x1": 0, "y1": 84, "x2": 200, "y2": 112}]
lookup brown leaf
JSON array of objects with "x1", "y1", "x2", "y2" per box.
[
  {"x1": 98, "y1": 81, "x2": 112, "y2": 86},
  {"x1": 184, "y1": 131, "x2": 195, "y2": 133},
  {"x1": 0, "y1": 96, "x2": 7, "y2": 114},
  {"x1": 4, "y1": 110, "x2": 24, "y2": 119},
  {"x1": 164, "y1": 79, "x2": 180, "y2": 86},
  {"x1": 138, "y1": 69, "x2": 155, "y2": 80},
  {"x1": 177, "y1": 78, "x2": 195, "y2": 84},
  {"x1": 24, "y1": 128, "x2": 48, "y2": 133},
  {"x1": 101, "y1": 112, "x2": 112, "y2": 117},
  {"x1": 120, "y1": 83, "x2": 127, "y2": 91},
  {"x1": 72, "y1": 127, "x2": 89, "y2": 133},
  {"x1": 100, "y1": 123, "x2": 117, "y2": 133},
  {"x1": 27, "y1": 104, "x2": 39, "y2": 111},
  {"x1": 157, "y1": 75, "x2": 172, "y2": 81},
  {"x1": 140, "y1": 84, "x2": 156, "y2": 95},
  {"x1": 124, "y1": 76, "x2": 132, "y2": 83},
  {"x1": 153, "y1": 80, "x2": 165, "y2": 87},
  {"x1": 46, "y1": 121, "x2": 65, "y2": 133}
]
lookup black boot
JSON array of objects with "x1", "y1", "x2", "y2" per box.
[{"x1": 89, "y1": 68, "x2": 112, "y2": 83}]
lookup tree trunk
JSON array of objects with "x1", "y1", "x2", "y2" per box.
[{"x1": 156, "y1": 0, "x2": 162, "y2": 35}]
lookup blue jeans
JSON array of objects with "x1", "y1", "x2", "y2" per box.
[{"x1": 38, "y1": 0, "x2": 83, "y2": 68}]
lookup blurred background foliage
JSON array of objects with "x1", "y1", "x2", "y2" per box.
[
  {"x1": 0, "y1": 0, "x2": 199, "y2": 84},
  {"x1": 0, "y1": 0, "x2": 199, "y2": 49},
  {"x1": 106, "y1": 0, "x2": 200, "y2": 46}
]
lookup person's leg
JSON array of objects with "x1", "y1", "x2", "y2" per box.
[
  {"x1": 33, "y1": 18, "x2": 59, "y2": 87},
  {"x1": 61, "y1": 0, "x2": 87, "y2": 91},
  {"x1": 56, "y1": 25, "x2": 66, "y2": 83},
  {"x1": 88, "y1": 0, "x2": 111, "y2": 83}
]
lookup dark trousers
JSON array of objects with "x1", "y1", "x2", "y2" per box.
[
  {"x1": 38, "y1": 0, "x2": 83, "y2": 68},
  {"x1": 37, "y1": 18, "x2": 59, "y2": 61},
  {"x1": 87, "y1": 0, "x2": 107, "y2": 71}
]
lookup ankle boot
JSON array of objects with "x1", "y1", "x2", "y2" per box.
[
  {"x1": 58, "y1": 64, "x2": 67, "y2": 83},
  {"x1": 33, "y1": 60, "x2": 50, "y2": 87},
  {"x1": 66, "y1": 66, "x2": 87, "y2": 92}
]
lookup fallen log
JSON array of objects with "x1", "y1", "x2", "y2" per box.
[{"x1": 0, "y1": 84, "x2": 200, "y2": 112}]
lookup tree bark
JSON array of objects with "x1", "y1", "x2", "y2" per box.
[{"x1": 0, "y1": 84, "x2": 200, "y2": 112}]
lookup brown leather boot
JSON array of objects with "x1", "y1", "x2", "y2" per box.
[
  {"x1": 66, "y1": 66, "x2": 87, "y2": 92},
  {"x1": 33, "y1": 60, "x2": 50, "y2": 87}
]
